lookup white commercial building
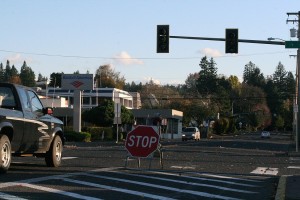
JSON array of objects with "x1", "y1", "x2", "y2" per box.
[{"x1": 46, "y1": 87, "x2": 136, "y2": 109}]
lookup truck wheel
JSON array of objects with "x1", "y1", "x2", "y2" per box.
[
  {"x1": 0, "y1": 135, "x2": 11, "y2": 173},
  {"x1": 45, "y1": 135, "x2": 62, "y2": 167}
]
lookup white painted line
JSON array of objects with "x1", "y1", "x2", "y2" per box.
[
  {"x1": 21, "y1": 183, "x2": 101, "y2": 200},
  {"x1": 83, "y1": 173, "x2": 241, "y2": 200},
  {"x1": 170, "y1": 165, "x2": 196, "y2": 170},
  {"x1": 62, "y1": 157, "x2": 78, "y2": 160},
  {"x1": 289, "y1": 157, "x2": 300, "y2": 161},
  {"x1": 287, "y1": 166, "x2": 300, "y2": 169},
  {"x1": 151, "y1": 171, "x2": 259, "y2": 187},
  {"x1": 108, "y1": 171, "x2": 257, "y2": 194},
  {"x1": 0, "y1": 192, "x2": 28, "y2": 200},
  {"x1": 197, "y1": 173, "x2": 263, "y2": 183},
  {"x1": 63, "y1": 178, "x2": 176, "y2": 200},
  {"x1": 0, "y1": 167, "x2": 121, "y2": 189},
  {"x1": 250, "y1": 167, "x2": 278, "y2": 176}
]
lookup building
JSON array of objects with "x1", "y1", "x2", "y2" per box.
[
  {"x1": 132, "y1": 109, "x2": 183, "y2": 139},
  {"x1": 46, "y1": 87, "x2": 136, "y2": 109}
]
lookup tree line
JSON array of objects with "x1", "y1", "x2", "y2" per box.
[
  {"x1": 0, "y1": 57, "x2": 295, "y2": 133},
  {"x1": 125, "y1": 56, "x2": 295, "y2": 133}
]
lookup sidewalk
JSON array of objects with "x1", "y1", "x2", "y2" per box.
[
  {"x1": 276, "y1": 175, "x2": 300, "y2": 200},
  {"x1": 276, "y1": 144, "x2": 300, "y2": 200}
]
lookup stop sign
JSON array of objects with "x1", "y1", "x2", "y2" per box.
[{"x1": 125, "y1": 125, "x2": 160, "y2": 158}]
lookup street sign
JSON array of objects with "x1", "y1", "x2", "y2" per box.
[
  {"x1": 285, "y1": 41, "x2": 300, "y2": 49},
  {"x1": 125, "y1": 125, "x2": 160, "y2": 158}
]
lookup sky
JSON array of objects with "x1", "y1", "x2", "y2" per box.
[{"x1": 0, "y1": 0, "x2": 299, "y2": 85}]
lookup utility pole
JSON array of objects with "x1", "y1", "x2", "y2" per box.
[{"x1": 287, "y1": 11, "x2": 300, "y2": 151}]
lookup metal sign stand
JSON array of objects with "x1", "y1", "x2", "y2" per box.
[{"x1": 124, "y1": 145, "x2": 164, "y2": 170}]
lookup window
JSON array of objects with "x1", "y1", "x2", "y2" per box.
[
  {"x1": 18, "y1": 88, "x2": 30, "y2": 110},
  {"x1": 0, "y1": 87, "x2": 16, "y2": 109},
  {"x1": 28, "y1": 91, "x2": 43, "y2": 113}
]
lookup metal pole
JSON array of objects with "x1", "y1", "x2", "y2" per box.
[
  {"x1": 296, "y1": 47, "x2": 300, "y2": 152},
  {"x1": 296, "y1": 11, "x2": 300, "y2": 152},
  {"x1": 170, "y1": 35, "x2": 285, "y2": 45}
]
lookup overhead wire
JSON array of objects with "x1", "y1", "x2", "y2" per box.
[{"x1": 0, "y1": 49, "x2": 293, "y2": 60}]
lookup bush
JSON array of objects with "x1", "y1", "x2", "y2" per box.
[
  {"x1": 82, "y1": 127, "x2": 114, "y2": 141},
  {"x1": 213, "y1": 118, "x2": 229, "y2": 135},
  {"x1": 64, "y1": 131, "x2": 91, "y2": 142}
]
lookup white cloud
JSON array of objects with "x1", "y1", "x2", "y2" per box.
[
  {"x1": 3, "y1": 54, "x2": 33, "y2": 65},
  {"x1": 114, "y1": 51, "x2": 144, "y2": 65},
  {"x1": 144, "y1": 77, "x2": 161, "y2": 85},
  {"x1": 199, "y1": 48, "x2": 222, "y2": 57}
]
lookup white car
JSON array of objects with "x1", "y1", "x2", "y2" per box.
[
  {"x1": 182, "y1": 127, "x2": 201, "y2": 141},
  {"x1": 261, "y1": 131, "x2": 271, "y2": 138}
]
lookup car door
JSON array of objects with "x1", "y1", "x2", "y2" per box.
[
  {"x1": 0, "y1": 85, "x2": 24, "y2": 152},
  {"x1": 18, "y1": 88, "x2": 51, "y2": 153}
]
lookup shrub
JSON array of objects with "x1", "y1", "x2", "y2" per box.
[
  {"x1": 82, "y1": 127, "x2": 114, "y2": 141},
  {"x1": 64, "y1": 131, "x2": 91, "y2": 142}
]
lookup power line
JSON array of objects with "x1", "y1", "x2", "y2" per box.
[{"x1": 0, "y1": 49, "x2": 293, "y2": 60}]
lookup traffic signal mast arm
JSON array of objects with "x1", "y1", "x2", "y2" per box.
[{"x1": 169, "y1": 35, "x2": 285, "y2": 45}]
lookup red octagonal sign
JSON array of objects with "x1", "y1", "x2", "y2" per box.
[{"x1": 125, "y1": 125, "x2": 160, "y2": 158}]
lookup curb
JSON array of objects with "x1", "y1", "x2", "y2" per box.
[{"x1": 275, "y1": 175, "x2": 288, "y2": 200}]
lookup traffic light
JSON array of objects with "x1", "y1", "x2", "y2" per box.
[
  {"x1": 225, "y1": 29, "x2": 238, "y2": 53},
  {"x1": 157, "y1": 25, "x2": 169, "y2": 53}
]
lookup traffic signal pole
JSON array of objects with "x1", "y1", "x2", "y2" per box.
[
  {"x1": 169, "y1": 35, "x2": 285, "y2": 45},
  {"x1": 287, "y1": 11, "x2": 300, "y2": 152}
]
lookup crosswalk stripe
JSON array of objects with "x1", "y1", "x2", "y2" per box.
[
  {"x1": 0, "y1": 192, "x2": 28, "y2": 200},
  {"x1": 198, "y1": 173, "x2": 263, "y2": 183},
  {"x1": 22, "y1": 183, "x2": 101, "y2": 200},
  {"x1": 109, "y1": 170, "x2": 257, "y2": 194},
  {"x1": 63, "y1": 178, "x2": 176, "y2": 200},
  {"x1": 83, "y1": 173, "x2": 241, "y2": 200},
  {"x1": 151, "y1": 171, "x2": 259, "y2": 187}
]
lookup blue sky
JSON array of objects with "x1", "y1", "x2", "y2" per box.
[{"x1": 0, "y1": 0, "x2": 299, "y2": 85}]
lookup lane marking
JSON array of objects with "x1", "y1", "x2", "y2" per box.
[
  {"x1": 289, "y1": 157, "x2": 300, "y2": 161},
  {"x1": 63, "y1": 178, "x2": 176, "y2": 200},
  {"x1": 21, "y1": 183, "x2": 101, "y2": 200},
  {"x1": 0, "y1": 192, "x2": 28, "y2": 200},
  {"x1": 0, "y1": 167, "x2": 121, "y2": 189},
  {"x1": 83, "y1": 173, "x2": 241, "y2": 200},
  {"x1": 250, "y1": 167, "x2": 278, "y2": 176},
  {"x1": 150, "y1": 171, "x2": 259, "y2": 187},
  {"x1": 106, "y1": 171, "x2": 257, "y2": 194},
  {"x1": 197, "y1": 173, "x2": 263, "y2": 183},
  {"x1": 170, "y1": 165, "x2": 196, "y2": 170},
  {"x1": 62, "y1": 157, "x2": 78, "y2": 160},
  {"x1": 287, "y1": 166, "x2": 300, "y2": 169}
]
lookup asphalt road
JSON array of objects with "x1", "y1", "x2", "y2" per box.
[{"x1": 0, "y1": 132, "x2": 297, "y2": 200}]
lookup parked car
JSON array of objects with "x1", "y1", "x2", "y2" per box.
[
  {"x1": 261, "y1": 131, "x2": 271, "y2": 138},
  {"x1": 182, "y1": 127, "x2": 200, "y2": 141}
]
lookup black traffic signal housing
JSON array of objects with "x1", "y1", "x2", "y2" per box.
[
  {"x1": 157, "y1": 25, "x2": 169, "y2": 53},
  {"x1": 225, "y1": 29, "x2": 238, "y2": 53}
]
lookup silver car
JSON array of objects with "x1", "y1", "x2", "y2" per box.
[{"x1": 261, "y1": 131, "x2": 271, "y2": 138}]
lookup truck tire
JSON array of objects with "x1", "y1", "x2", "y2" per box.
[
  {"x1": 45, "y1": 135, "x2": 62, "y2": 167},
  {"x1": 0, "y1": 134, "x2": 11, "y2": 173}
]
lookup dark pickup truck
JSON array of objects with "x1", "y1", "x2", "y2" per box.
[{"x1": 0, "y1": 83, "x2": 64, "y2": 173}]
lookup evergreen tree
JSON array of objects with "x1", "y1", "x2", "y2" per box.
[
  {"x1": 4, "y1": 60, "x2": 12, "y2": 82},
  {"x1": 20, "y1": 61, "x2": 36, "y2": 87},
  {"x1": 243, "y1": 61, "x2": 265, "y2": 88},
  {"x1": 196, "y1": 56, "x2": 218, "y2": 95},
  {"x1": 0, "y1": 63, "x2": 5, "y2": 82}
]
